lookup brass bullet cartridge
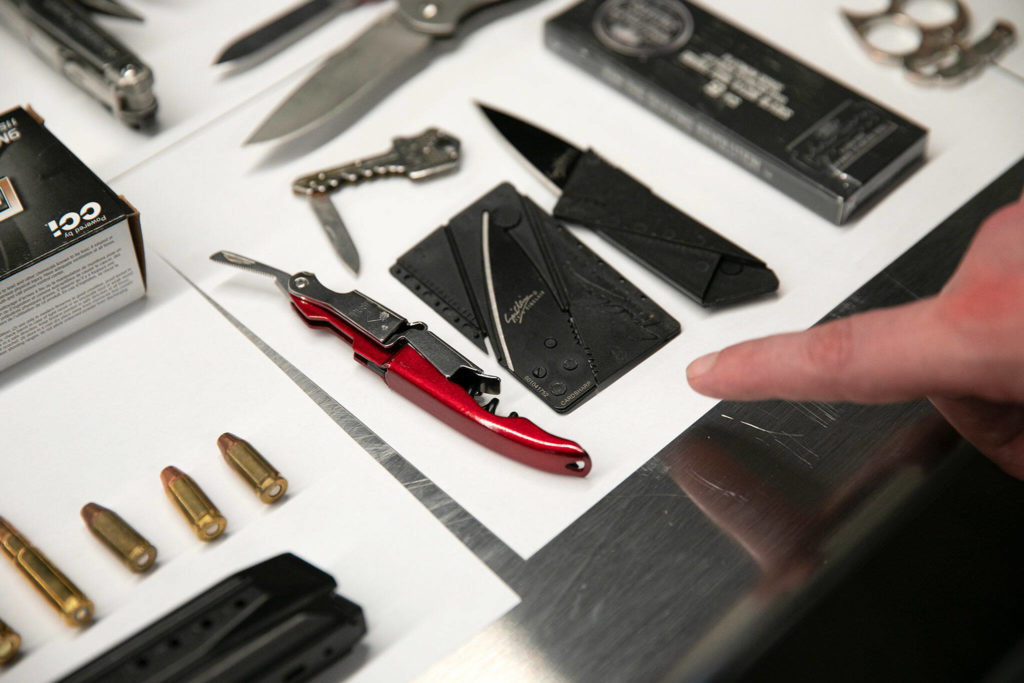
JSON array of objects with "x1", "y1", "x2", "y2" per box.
[
  {"x1": 81, "y1": 503, "x2": 157, "y2": 573},
  {"x1": 161, "y1": 466, "x2": 226, "y2": 541},
  {"x1": 0, "y1": 517, "x2": 94, "y2": 627},
  {"x1": 0, "y1": 618, "x2": 20, "y2": 665},
  {"x1": 217, "y1": 433, "x2": 288, "y2": 504}
]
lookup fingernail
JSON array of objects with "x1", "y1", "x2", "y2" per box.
[{"x1": 687, "y1": 351, "x2": 719, "y2": 382}]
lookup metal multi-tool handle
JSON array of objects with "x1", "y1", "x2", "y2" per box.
[
  {"x1": 211, "y1": 251, "x2": 591, "y2": 476},
  {"x1": 0, "y1": 0, "x2": 157, "y2": 127},
  {"x1": 292, "y1": 128, "x2": 460, "y2": 195}
]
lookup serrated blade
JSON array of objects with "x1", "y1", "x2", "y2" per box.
[
  {"x1": 478, "y1": 104, "x2": 583, "y2": 190},
  {"x1": 210, "y1": 251, "x2": 293, "y2": 295},
  {"x1": 310, "y1": 194, "x2": 361, "y2": 274},
  {"x1": 246, "y1": 12, "x2": 434, "y2": 145}
]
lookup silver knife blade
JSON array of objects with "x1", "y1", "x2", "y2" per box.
[
  {"x1": 245, "y1": 11, "x2": 434, "y2": 145},
  {"x1": 210, "y1": 250, "x2": 293, "y2": 295},
  {"x1": 310, "y1": 194, "x2": 361, "y2": 274},
  {"x1": 214, "y1": 0, "x2": 363, "y2": 66}
]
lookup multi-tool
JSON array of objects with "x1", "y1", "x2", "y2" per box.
[
  {"x1": 479, "y1": 105, "x2": 779, "y2": 307},
  {"x1": 292, "y1": 128, "x2": 461, "y2": 274},
  {"x1": 0, "y1": 0, "x2": 157, "y2": 127},
  {"x1": 843, "y1": 0, "x2": 1016, "y2": 85},
  {"x1": 246, "y1": 0, "x2": 534, "y2": 144},
  {"x1": 211, "y1": 250, "x2": 591, "y2": 476},
  {"x1": 215, "y1": 0, "x2": 383, "y2": 67}
]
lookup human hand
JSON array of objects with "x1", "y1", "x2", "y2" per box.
[{"x1": 687, "y1": 193, "x2": 1024, "y2": 479}]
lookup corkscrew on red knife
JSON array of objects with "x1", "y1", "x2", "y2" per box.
[{"x1": 211, "y1": 251, "x2": 591, "y2": 476}]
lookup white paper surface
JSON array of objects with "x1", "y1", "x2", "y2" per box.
[
  {"x1": 5, "y1": 0, "x2": 1023, "y2": 561},
  {"x1": 0, "y1": 258, "x2": 517, "y2": 681}
]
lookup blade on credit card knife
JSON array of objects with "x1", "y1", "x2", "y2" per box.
[
  {"x1": 214, "y1": 0, "x2": 363, "y2": 66},
  {"x1": 479, "y1": 105, "x2": 779, "y2": 307}
]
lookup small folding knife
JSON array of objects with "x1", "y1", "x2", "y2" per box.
[
  {"x1": 211, "y1": 251, "x2": 591, "y2": 476},
  {"x1": 246, "y1": 0, "x2": 532, "y2": 144},
  {"x1": 479, "y1": 104, "x2": 779, "y2": 307}
]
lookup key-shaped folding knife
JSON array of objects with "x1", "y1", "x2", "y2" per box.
[
  {"x1": 211, "y1": 251, "x2": 591, "y2": 476},
  {"x1": 292, "y1": 128, "x2": 460, "y2": 274}
]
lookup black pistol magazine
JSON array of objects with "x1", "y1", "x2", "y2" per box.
[
  {"x1": 60, "y1": 553, "x2": 366, "y2": 683},
  {"x1": 392, "y1": 182, "x2": 680, "y2": 413}
]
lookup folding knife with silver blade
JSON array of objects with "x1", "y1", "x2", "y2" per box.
[{"x1": 246, "y1": 0, "x2": 530, "y2": 145}]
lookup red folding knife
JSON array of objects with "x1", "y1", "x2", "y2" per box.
[{"x1": 212, "y1": 251, "x2": 591, "y2": 476}]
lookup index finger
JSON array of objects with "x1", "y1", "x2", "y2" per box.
[{"x1": 685, "y1": 298, "x2": 964, "y2": 403}]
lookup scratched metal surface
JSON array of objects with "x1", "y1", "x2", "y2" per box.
[
  {"x1": 205, "y1": 156, "x2": 1023, "y2": 682},
  {"x1": 410, "y1": 157, "x2": 1024, "y2": 681}
]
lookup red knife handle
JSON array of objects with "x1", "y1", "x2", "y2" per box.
[
  {"x1": 290, "y1": 296, "x2": 591, "y2": 476},
  {"x1": 384, "y1": 345, "x2": 590, "y2": 476}
]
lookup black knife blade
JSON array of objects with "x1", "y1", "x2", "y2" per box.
[{"x1": 479, "y1": 104, "x2": 779, "y2": 307}]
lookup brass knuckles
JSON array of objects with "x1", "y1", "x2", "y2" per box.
[{"x1": 842, "y1": 0, "x2": 1016, "y2": 85}]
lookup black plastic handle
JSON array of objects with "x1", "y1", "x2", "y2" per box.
[
  {"x1": 553, "y1": 150, "x2": 778, "y2": 307},
  {"x1": 60, "y1": 554, "x2": 366, "y2": 683}
]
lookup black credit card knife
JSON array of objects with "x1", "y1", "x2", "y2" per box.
[
  {"x1": 392, "y1": 182, "x2": 680, "y2": 413},
  {"x1": 479, "y1": 104, "x2": 779, "y2": 307},
  {"x1": 60, "y1": 554, "x2": 366, "y2": 683}
]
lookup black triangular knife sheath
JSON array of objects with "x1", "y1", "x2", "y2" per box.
[
  {"x1": 554, "y1": 151, "x2": 779, "y2": 307},
  {"x1": 60, "y1": 554, "x2": 366, "y2": 683},
  {"x1": 392, "y1": 183, "x2": 680, "y2": 413}
]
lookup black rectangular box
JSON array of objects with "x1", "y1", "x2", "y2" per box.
[
  {"x1": 545, "y1": 0, "x2": 928, "y2": 224},
  {"x1": 0, "y1": 105, "x2": 145, "y2": 371}
]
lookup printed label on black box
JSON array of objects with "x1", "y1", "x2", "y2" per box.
[
  {"x1": 679, "y1": 51, "x2": 793, "y2": 121},
  {"x1": 0, "y1": 115, "x2": 20, "y2": 157},
  {"x1": 593, "y1": 0, "x2": 693, "y2": 57},
  {"x1": 45, "y1": 200, "x2": 106, "y2": 238}
]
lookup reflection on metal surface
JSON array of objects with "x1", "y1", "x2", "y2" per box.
[
  {"x1": 663, "y1": 409, "x2": 958, "y2": 681},
  {"x1": 419, "y1": 620, "x2": 570, "y2": 682},
  {"x1": 426, "y1": 157, "x2": 1024, "y2": 682}
]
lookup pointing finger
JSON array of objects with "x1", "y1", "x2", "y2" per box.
[{"x1": 686, "y1": 298, "x2": 968, "y2": 403}]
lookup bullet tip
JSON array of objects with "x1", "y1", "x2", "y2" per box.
[
  {"x1": 80, "y1": 503, "x2": 104, "y2": 524},
  {"x1": 217, "y1": 432, "x2": 241, "y2": 454},
  {"x1": 160, "y1": 466, "x2": 185, "y2": 487}
]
